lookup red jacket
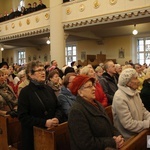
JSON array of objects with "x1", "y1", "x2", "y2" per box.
[{"x1": 95, "y1": 82, "x2": 108, "y2": 107}]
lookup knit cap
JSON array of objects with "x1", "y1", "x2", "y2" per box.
[{"x1": 118, "y1": 68, "x2": 137, "y2": 86}]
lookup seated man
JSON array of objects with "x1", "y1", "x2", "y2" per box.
[
  {"x1": 112, "y1": 68, "x2": 150, "y2": 139},
  {"x1": 99, "y1": 60, "x2": 118, "y2": 105}
]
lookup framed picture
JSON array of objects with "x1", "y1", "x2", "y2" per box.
[
  {"x1": 81, "y1": 51, "x2": 86, "y2": 60},
  {"x1": 28, "y1": 55, "x2": 31, "y2": 62},
  {"x1": 44, "y1": 54, "x2": 47, "y2": 62},
  {"x1": 33, "y1": 55, "x2": 37, "y2": 60},
  {"x1": 119, "y1": 48, "x2": 125, "y2": 58}
]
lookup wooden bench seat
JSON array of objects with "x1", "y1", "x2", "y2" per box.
[
  {"x1": 105, "y1": 105, "x2": 150, "y2": 150},
  {"x1": 120, "y1": 129, "x2": 150, "y2": 150},
  {"x1": 34, "y1": 106, "x2": 150, "y2": 150},
  {"x1": 34, "y1": 122, "x2": 70, "y2": 150},
  {"x1": 0, "y1": 114, "x2": 22, "y2": 150}
]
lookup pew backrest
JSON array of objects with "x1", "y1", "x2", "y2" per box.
[
  {"x1": 0, "y1": 115, "x2": 21, "y2": 150},
  {"x1": 105, "y1": 105, "x2": 113, "y2": 124},
  {"x1": 120, "y1": 129, "x2": 150, "y2": 150},
  {"x1": 34, "y1": 122, "x2": 70, "y2": 150}
]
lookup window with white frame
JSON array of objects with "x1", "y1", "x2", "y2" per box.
[
  {"x1": 65, "y1": 45, "x2": 77, "y2": 66},
  {"x1": 18, "y1": 51, "x2": 26, "y2": 65},
  {"x1": 18, "y1": 0, "x2": 25, "y2": 11},
  {"x1": 136, "y1": 37, "x2": 150, "y2": 65}
]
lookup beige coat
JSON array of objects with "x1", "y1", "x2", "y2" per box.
[{"x1": 112, "y1": 85, "x2": 150, "y2": 139}]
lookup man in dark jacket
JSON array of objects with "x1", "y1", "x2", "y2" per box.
[
  {"x1": 37, "y1": 0, "x2": 46, "y2": 10},
  {"x1": 99, "y1": 60, "x2": 118, "y2": 105}
]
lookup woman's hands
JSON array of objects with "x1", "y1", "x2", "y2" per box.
[
  {"x1": 113, "y1": 135, "x2": 124, "y2": 149},
  {"x1": 45, "y1": 118, "x2": 59, "y2": 129}
]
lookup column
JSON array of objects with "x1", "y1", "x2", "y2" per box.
[{"x1": 50, "y1": 0, "x2": 65, "y2": 68}]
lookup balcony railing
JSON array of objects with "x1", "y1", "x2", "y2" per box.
[{"x1": 0, "y1": 8, "x2": 50, "y2": 42}]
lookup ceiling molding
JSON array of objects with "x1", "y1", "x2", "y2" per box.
[
  {"x1": 63, "y1": 7, "x2": 150, "y2": 30},
  {"x1": 0, "y1": 27, "x2": 50, "y2": 42}
]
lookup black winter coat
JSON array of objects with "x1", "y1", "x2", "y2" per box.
[
  {"x1": 68, "y1": 96, "x2": 120, "y2": 150},
  {"x1": 18, "y1": 81, "x2": 63, "y2": 150},
  {"x1": 99, "y1": 72, "x2": 118, "y2": 104},
  {"x1": 140, "y1": 80, "x2": 150, "y2": 112}
]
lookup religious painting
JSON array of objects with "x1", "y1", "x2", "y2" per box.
[
  {"x1": 81, "y1": 51, "x2": 86, "y2": 60},
  {"x1": 119, "y1": 48, "x2": 125, "y2": 58}
]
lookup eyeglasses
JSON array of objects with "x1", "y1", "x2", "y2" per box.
[
  {"x1": 32, "y1": 69, "x2": 45, "y2": 73},
  {"x1": 81, "y1": 84, "x2": 95, "y2": 89}
]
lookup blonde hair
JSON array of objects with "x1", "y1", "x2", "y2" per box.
[
  {"x1": 95, "y1": 66, "x2": 103, "y2": 73},
  {"x1": 80, "y1": 66, "x2": 91, "y2": 75}
]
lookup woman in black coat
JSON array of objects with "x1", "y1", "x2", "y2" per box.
[
  {"x1": 18, "y1": 61, "x2": 63, "y2": 150},
  {"x1": 68, "y1": 75, "x2": 124, "y2": 150},
  {"x1": 140, "y1": 70, "x2": 150, "y2": 111}
]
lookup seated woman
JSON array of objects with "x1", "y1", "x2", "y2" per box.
[
  {"x1": 112, "y1": 68, "x2": 150, "y2": 140},
  {"x1": 57, "y1": 73, "x2": 76, "y2": 118},
  {"x1": 68, "y1": 75, "x2": 124, "y2": 150},
  {"x1": 80, "y1": 66, "x2": 108, "y2": 107},
  {"x1": 0, "y1": 69, "x2": 17, "y2": 115},
  {"x1": 46, "y1": 70, "x2": 62, "y2": 96},
  {"x1": 18, "y1": 61, "x2": 64, "y2": 150}
]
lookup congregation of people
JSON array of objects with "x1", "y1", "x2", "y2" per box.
[
  {"x1": 0, "y1": 0, "x2": 46, "y2": 23},
  {"x1": 0, "y1": 59, "x2": 150, "y2": 150}
]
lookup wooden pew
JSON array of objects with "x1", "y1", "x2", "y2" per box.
[
  {"x1": 105, "y1": 105, "x2": 150, "y2": 150},
  {"x1": 105, "y1": 105, "x2": 113, "y2": 124},
  {"x1": 120, "y1": 129, "x2": 150, "y2": 150},
  {"x1": 34, "y1": 122, "x2": 70, "y2": 150},
  {"x1": 0, "y1": 114, "x2": 21, "y2": 150}
]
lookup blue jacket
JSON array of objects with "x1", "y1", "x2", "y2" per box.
[{"x1": 57, "y1": 86, "x2": 76, "y2": 117}]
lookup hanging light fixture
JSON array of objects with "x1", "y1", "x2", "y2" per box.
[
  {"x1": 46, "y1": 37, "x2": 50, "y2": 44},
  {"x1": 1, "y1": 47, "x2": 4, "y2": 51},
  {"x1": 132, "y1": 24, "x2": 138, "y2": 35},
  {"x1": 0, "y1": 43, "x2": 4, "y2": 51}
]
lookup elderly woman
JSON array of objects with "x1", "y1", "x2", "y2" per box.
[
  {"x1": 57, "y1": 73, "x2": 76, "y2": 118},
  {"x1": 18, "y1": 61, "x2": 64, "y2": 150},
  {"x1": 68, "y1": 75, "x2": 124, "y2": 150},
  {"x1": 46, "y1": 70, "x2": 62, "y2": 96},
  {"x1": 112, "y1": 68, "x2": 150, "y2": 140},
  {"x1": 80, "y1": 66, "x2": 108, "y2": 107},
  {"x1": 0, "y1": 69, "x2": 17, "y2": 115}
]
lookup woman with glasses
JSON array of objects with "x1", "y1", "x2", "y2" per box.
[
  {"x1": 18, "y1": 61, "x2": 64, "y2": 150},
  {"x1": 68, "y1": 75, "x2": 124, "y2": 150}
]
